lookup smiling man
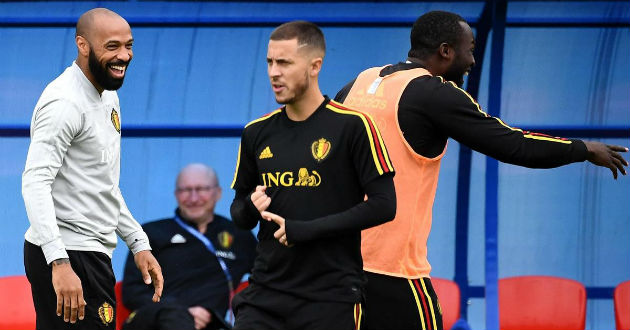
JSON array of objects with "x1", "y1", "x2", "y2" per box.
[
  {"x1": 122, "y1": 163, "x2": 256, "y2": 330},
  {"x1": 22, "y1": 8, "x2": 163, "y2": 330},
  {"x1": 335, "y1": 10, "x2": 627, "y2": 330}
]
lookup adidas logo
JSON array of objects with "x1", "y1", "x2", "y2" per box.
[{"x1": 259, "y1": 146, "x2": 273, "y2": 159}]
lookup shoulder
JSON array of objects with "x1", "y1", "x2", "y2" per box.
[
  {"x1": 142, "y1": 218, "x2": 176, "y2": 234},
  {"x1": 36, "y1": 68, "x2": 93, "y2": 116},
  {"x1": 406, "y1": 75, "x2": 474, "y2": 108},
  {"x1": 325, "y1": 100, "x2": 379, "y2": 128},
  {"x1": 244, "y1": 108, "x2": 283, "y2": 130},
  {"x1": 213, "y1": 215, "x2": 242, "y2": 232},
  {"x1": 214, "y1": 215, "x2": 256, "y2": 240}
]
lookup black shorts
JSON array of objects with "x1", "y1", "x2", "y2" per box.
[
  {"x1": 24, "y1": 240, "x2": 116, "y2": 330},
  {"x1": 363, "y1": 272, "x2": 442, "y2": 330},
  {"x1": 232, "y1": 282, "x2": 363, "y2": 330}
]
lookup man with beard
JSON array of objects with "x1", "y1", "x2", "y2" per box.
[
  {"x1": 229, "y1": 21, "x2": 396, "y2": 330},
  {"x1": 22, "y1": 8, "x2": 163, "y2": 330},
  {"x1": 334, "y1": 10, "x2": 628, "y2": 330}
]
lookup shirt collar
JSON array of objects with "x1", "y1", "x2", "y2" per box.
[{"x1": 70, "y1": 61, "x2": 102, "y2": 102}]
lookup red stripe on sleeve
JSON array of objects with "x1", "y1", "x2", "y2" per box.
[{"x1": 329, "y1": 101, "x2": 392, "y2": 173}]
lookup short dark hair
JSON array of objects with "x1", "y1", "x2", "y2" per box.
[
  {"x1": 270, "y1": 20, "x2": 326, "y2": 56},
  {"x1": 408, "y1": 11, "x2": 466, "y2": 59}
]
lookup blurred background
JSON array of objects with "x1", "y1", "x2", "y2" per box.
[{"x1": 0, "y1": 1, "x2": 628, "y2": 329}]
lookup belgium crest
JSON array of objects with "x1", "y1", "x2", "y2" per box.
[
  {"x1": 218, "y1": 231, "x2": 234, "y2": 249},
  {"x1": 111, "y1": 108, "x2": 121, "y2": 133},
  {"x1": 98, "y1": 302, "x2": 114, "y2": 325},
  {"x1": 311, "y1": 138, "x2": 331, "y2": 162}
]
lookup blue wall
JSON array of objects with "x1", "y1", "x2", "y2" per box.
[{"x1": 1, "y1": 2, "x2": 628, "y2": 329}]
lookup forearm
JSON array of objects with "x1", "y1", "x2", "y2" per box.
[
  {"x1": 22, "y1": 162, "x2": 68, "y2": 263},
  {"x1": 230, "y1": 190, "x2": 262, "y2": 230},
  {"x1": 286, "y1": 174, "x2": 396, "y2": 243},
  {"x1": 453, "y1": 121, "x2": 588, "y2": 168},
  {"x1": 115, "y1": 188, "x2": 151, "y2": 254},
  {"x1": 429, "y1": 83, "x2": 588, "y2": 168}
]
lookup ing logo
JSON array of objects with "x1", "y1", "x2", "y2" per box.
[{"x1": 261, "y1": 168, "x2": 321, "y2": 187}]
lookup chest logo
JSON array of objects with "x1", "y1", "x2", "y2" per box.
[
  {"x1": 261, "y1": 168, "x2": 321, "y2": 187},
  {"x1": 259, "y1": 146, "x2": 273, "y2": 159},
  {"x1": 218, "y1": 231, "x2": 234, "y2": 249},
  {"x1": 311, "y1": 138, "x2": 331, "y2": 162},
  {"x1": 111, "y1": 108, "x2": 121, "y2": 133}
]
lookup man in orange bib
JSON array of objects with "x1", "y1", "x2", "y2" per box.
[{"x1": 335, "y1": 10, "x2": 628, "y2": 330}]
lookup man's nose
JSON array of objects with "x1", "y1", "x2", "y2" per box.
[{"x1": 116, "y1": 48, "x2": 132, "y2": 63}]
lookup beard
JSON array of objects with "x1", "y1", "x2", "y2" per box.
[
  {"x1": 443, "y1": 54, "x2": 469, "y2": 87},
  {"x1": 443, "y1": 65, "x2": 467, "y2": 87},
  {"x1": 275, "y1": 71, "x2": 310, "y2": 105},
  {"x1": 88, "y1": 47, "x2": 128, "y2": 91}
]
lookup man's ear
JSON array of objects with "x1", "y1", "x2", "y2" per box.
[
  {"x1": 438, "y1": 42, "x2": 453, "y2": 60},
  {"x1": 76, "y1": 36, "x2": 90, "y2": 57},
  {"x1": 310, "y1": 57, "x2": 323, "y2": 77}
]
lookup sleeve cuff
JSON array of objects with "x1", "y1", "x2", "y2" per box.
[
  {"x1": 245, "y1": 192, "x2": 262, "y2": 219},
  {"x1": 571, "y1": 139, "x2": 588, "y2": 162},
  {"x1": 40, "y1": 238, "x2": 69, "y2": 265},
  {"x1": 124, "y1": 231, "x2": 152, "y2": 255}
]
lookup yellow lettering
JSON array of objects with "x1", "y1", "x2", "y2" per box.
[
  {"x1": 267, "y1": 172, "x2": 280, "y2": 187},
  {"x1": 280, "y1": 172, "x2": 294, "y2": 186},
  {"x1": 262, "y1": 169, "x2": 322, "y2": 188},
  {"x1": 261, "y1": 173, "x2": 268, "y2": 187}
]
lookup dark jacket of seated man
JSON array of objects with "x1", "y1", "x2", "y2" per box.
[{"x1": 122, "y1": 209, "x2": 257, "y2": 330}]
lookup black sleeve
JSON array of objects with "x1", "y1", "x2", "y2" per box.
[
  {"x1": 230, "y1": 190, "x2": 262, "y2": 230},
  {"x1": 285, "y1": 174, "x2": 396, "y2": 243},
  {"x1": 334, "y1": 79, "x2": 356, "y2": 103},
  {"x1": 405, "y1": 78, "x2": 587, "y2": 168},
  {"x1": 230, "y1": 129, "x2": 263, "y2": 230}
]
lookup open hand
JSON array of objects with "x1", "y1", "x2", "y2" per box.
[
  {"x1": 261, "y1": 211, "x2": 292, "y2": 247},
  {"x1": 133, "y1": 250, "x2": 164, "y2": 302},
  {"x1": 584, "y1": 141, "x2": 628, "y2": 179},
  {"x1": 51, "y1": 259, "x2": 86, "y2": 323}
]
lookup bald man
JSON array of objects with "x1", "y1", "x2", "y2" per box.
[
  {"x1": 22, "y1": 8, "x2": 163, "y2": 330},
  {"x1": 122, "y1": 164, "x2": 257, "y2": 330}
]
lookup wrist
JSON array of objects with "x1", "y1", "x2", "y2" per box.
[{"x1": 51, "y1": 258, "x2": 71, "y2": 268}]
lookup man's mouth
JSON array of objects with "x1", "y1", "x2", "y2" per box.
[
  {"x1": 108, "y1": 63, "x2": 127, "y2": 78},
  {"x1": 272, "y1": 83, "x2": 285, "y2": 93}
]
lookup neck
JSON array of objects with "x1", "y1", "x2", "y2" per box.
[
  {"x1": 179, "y1": 212, "x2": 214, "y2": 234},
  {"x1": 285, "y1": 86, "x2": 325, "y2": 121},
  {"x1": 407, "y1": 56, "x2": 441, "y2": 77},
  {"x1": 195, "y1": 215, "x2": 214, "y2": 234},
  {"x1": 76, "y1": 57, "x2": 104, "y2": 95}
]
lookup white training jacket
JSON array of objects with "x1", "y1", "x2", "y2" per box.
[{"x1": 22, "y1": 62, "x2": 150, "y2": 264}]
